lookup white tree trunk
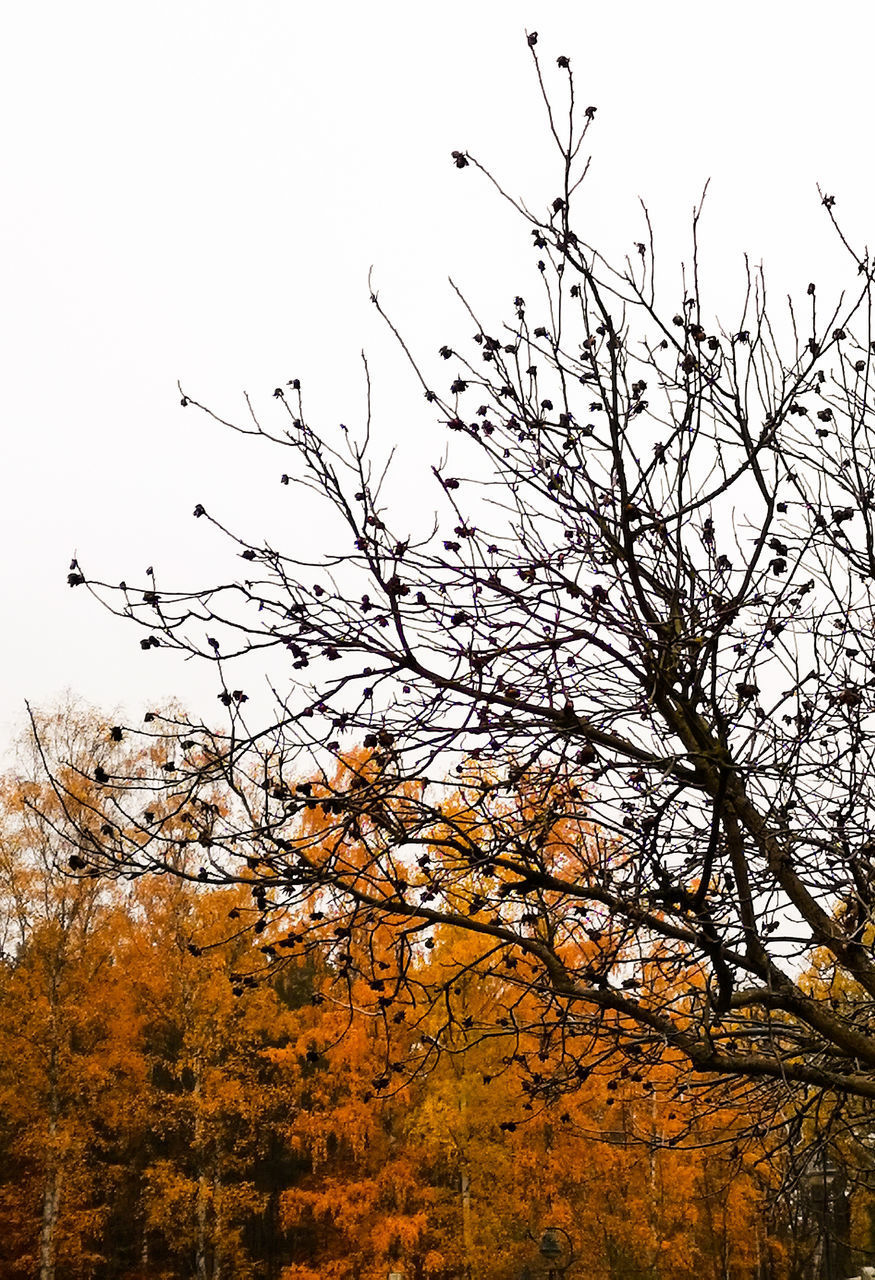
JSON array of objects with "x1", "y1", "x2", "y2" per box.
[{"x1": 39, "y1": 1107, "x2": 61, "y2": 1280}]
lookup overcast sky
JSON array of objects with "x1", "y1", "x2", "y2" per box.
[{"x1": 2, "y1": 0, "x2": 873, "y2": 745}]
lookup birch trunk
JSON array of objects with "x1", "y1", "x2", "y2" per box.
[
  {"x1": 458, "y1": 1084, "x2": 473, "y2": 1280},
  {"x1": 460, "y1": 1163, "x2": 473, "y2": 1273},
  {"x1": 212, "y1": 1151, "x2": 224, "y2": 1280},
  {"x1": 195, "y1": 1171, "x2": 210, "y2": 1280},
  {"x1": 194, "y1": 1070, "x2": 210, "y2": 1280},
  {"x1": 39, "y1": 1086, "x2": 61, "y2": 1280}
]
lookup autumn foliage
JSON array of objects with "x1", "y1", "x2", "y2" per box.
[{"x1": 2, "y1": 711, "x2": 873, "y2": 1280}]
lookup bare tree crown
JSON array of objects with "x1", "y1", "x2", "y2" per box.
[{"x1": 56, "y1": 36, "x2": 875, "y2": 1141}]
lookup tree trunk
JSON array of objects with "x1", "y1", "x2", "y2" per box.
[
  {"x1": 39, "y1": 1112, "x2": 61, "y2": 1280},
  {"x1": 458, "y1": 1081, "x2": 473, "y2": 1280},
  {"x1": 460, "y1": 1163, "x2": 473, "y2": 1275},
  {"x1": 212, "y1": 1151, "x2": 224, "y2": 1280},
  {"x1": 193, "y1": 1069, "x2": 210, "y2": 1280},
  {"x1": 195, "y1": 1171, "x2": 210, "y2": 1280},
  {"x1": 39, "y1": 1062, "x2": 61, "y2": 1280}
]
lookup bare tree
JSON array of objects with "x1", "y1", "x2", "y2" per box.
[{"x1": 56, "y1": 34, "x2": 875, "y2": 1127}]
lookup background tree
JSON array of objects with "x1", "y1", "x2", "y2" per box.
[
  {"x1": 0, "y1": 708, "x2": 148, "y2": 1280},
  {"x1": 58, "y1": 31, "x2": 875, "y2": 1144},
  {"x1": 123, "y1": 874, "x2": 300, "y2": 1280}
]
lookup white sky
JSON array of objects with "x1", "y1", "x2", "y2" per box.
[{"x1": 2, "y1": 0, "x2": 874, "y2": 745}]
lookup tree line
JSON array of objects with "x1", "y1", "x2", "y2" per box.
[{"x1": 3, "y1": 707, "x2": 874, "y2": 1280}]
